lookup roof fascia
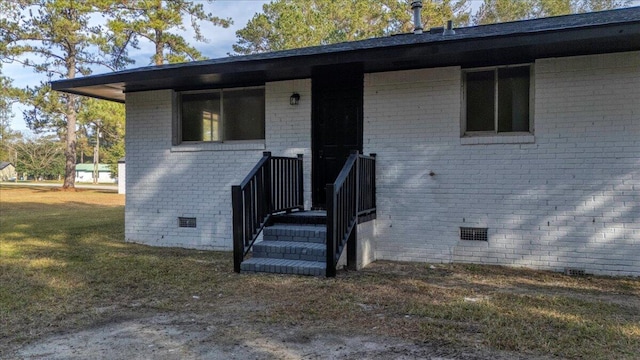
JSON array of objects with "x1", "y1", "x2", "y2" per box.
[{"x1": 50, "y1": 19, "x2": 640, "y2": 102}]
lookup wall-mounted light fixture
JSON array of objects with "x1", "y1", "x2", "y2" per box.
[{"x1": 290, "y1": 93, "x2": 300, "y2": 106}]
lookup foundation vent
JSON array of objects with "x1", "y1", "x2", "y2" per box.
[
  {"x1": 178, "y1": 217, "x2": 197, "y2": 228},
  {"x1": 460, "y1": 227, "x2": 488, "y2": 241},
  {"x1": 564, "y1": 268, "x2": 586, "y2": 277}
]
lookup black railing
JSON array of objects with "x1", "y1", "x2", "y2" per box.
[
  {"x1": 326, "y1": 151, "x2": 376, "y2": 277},
  {"x1": 358, "y1": 154, "x2": 376, "y2": 220},
  {"x1": 232, "y1": 151, "x2": 304, "y2": 272}
]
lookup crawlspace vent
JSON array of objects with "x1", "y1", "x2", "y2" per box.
[
  {"x1": 564, "y1": 268, "x2": 586, "y2": 277},
  {"x1": 460, "y1": 227, "x2": 488, "y2": 241},
  {"x1": 178, "y1": 217, "x2": 197, "y2": 228}
]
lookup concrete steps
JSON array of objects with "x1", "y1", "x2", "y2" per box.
[
  {"x1": 240, "y1": 212, "x2": 327, "y2": 276},
  {"x1": 240, "y1": 258, "x2": 325, "y2": 276},
  {"x1": 253, "y1": 240, "x2": 326, "y2": 262},
  {"x1": 263, "y1": 224, "x2": 326, "y2": 243}
]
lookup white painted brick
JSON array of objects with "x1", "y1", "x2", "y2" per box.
[
  {"x1": 125, "y1": 52, "x2": 639, "y2": 276},
  {"x1": 125, "y1": 80, "x2": 312, "y2": 251},
  {"x1": 365, "y1": 52, "x2": 640, "y2": 276}
]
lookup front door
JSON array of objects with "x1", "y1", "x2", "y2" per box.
[{"x1": 312, "y1": 65, "x2": 363, "y2": 208}]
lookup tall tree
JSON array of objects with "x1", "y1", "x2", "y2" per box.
[
  {"x1": 474, "y1": 0, "x2": 630, "y2": 24},
  {"x1": 77, "y1": 98, "x2": 125, "y2": 175},
  {"x1": 0, "y1": 0, "x2": 128, "y2": 189},
  {"x1": 233, "y1": 0, "x2": 470, "y2": 55},
  {"x1": 75, "y1": 125, "x2": 92, "y2": 164},
  {"x1": 106, "y1": 0, "x2": 232, "y2": 65},
  {"x1": 0, "y1": 72, "x2": 22, "y2": 164},
  {"x1": 14, "y1": 135, "x2": 65, "y2": 181}
]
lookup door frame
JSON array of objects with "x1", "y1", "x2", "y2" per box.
[{"x1": 311, "y1": 64, "x2": 364, "y2": 209}]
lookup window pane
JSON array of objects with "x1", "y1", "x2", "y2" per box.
[
  {"x1": 223, "y1": 89, "x2": 265, "y2": 141},
  {"x1": 466, "y1": 71, "x2": 495, "y2": 132},
  {"x1": 498, "y1": 67, "x2": 529, "y2": 132},
  {"x1": 181, "y1": 92, "x2": 220, "y2": 141}
]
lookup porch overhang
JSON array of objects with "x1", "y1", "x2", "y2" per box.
[{"x1": 51, "y1": 7, "x2": 640, "y2": 103}]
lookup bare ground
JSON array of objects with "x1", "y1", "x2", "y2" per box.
[
  {"x1": 12, "y1": 260, "x2": 634, "y2": 360},
  {"x1": 3, "y1": 259, "x2": 638, "y2": 360},
  {"x1": 3, "y1": 188, "x2": 638, "y2": 359},
  {"x1": 13, "y1": 311, "x2": 551, "y2": 360}
]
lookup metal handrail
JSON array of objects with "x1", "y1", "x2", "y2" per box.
[
  {"x1": 232, "y1": 152, "x2": 304, "y2": 272},
  {"x1": 326, "y1": 151, "x2": 376, "y2": 277}
]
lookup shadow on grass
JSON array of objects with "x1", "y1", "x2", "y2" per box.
[
  {"x1": 0, "y1": 198, "x2": 234, "y2": 349},
  {"x1": 1, "y1": 194, "x2": 638, "y2": 359},
  {"x1": 337, "y1": 263, "x2": 640, "y2": 358}
]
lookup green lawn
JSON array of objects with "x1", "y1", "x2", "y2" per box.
[{"x1": 1, "y1": 186, "x2": 639, "y2": 359}]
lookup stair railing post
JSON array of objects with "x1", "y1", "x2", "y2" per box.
[
  {"x1": 263, "y1": 152, "x2": 272, "y2": 215},
  {"x1": 232, "y1": 185, "x2": 243, "y2": 273},
  {"x1": 326, "y1": 183, "x2": 336, "y2": 277},
  {"x1": 370, "y1": 153, "x2": 377, "y2": 212},
  {"x1": 347, "y1": 152, "x2": 359, "y2": 270},
  {"x1": 297, "y1": 154, "x2": 304, "y2": 210}
]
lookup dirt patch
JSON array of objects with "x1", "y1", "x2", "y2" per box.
[
  {"x1": 3, "y1": 260, "x2": 638, "y2": 359},
  {"x1": 3, "y1": 257, "x2": 638, "y2": 360},
  {"x1": 2, "y1": 189, "x2": 637, "y2": 360},
  {"x1": 13, "y1": 312, "x2": 548, "y2": 360}
]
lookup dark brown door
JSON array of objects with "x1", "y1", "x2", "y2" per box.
[{"x1": 312, "y1": 65, "x2": 363, "y2": 208}]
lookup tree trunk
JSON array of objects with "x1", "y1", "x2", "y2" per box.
[
  {"x1": 62, "y1": 49, "x2": 77, "y2": 190},
  {"x1": 153, "y1": 0, "x2": 164, "y2": 66},
  {"x1": 62, "y1": 93, "x2": 77, "y2": 189},
  {"x1": 154, "y1": 28, "x2": 163, "y2": 65}
]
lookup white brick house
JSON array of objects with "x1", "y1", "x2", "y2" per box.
[{"x1": 52, "y1": 8, "x2": 640, "y2": 276}]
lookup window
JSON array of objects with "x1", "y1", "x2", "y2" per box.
[
  {"x1": 179, "y1": 87, "x2": 265, "y2": 143},
  {"x1": 463, "y1": 65, "x2": 532, "y2": 135}
]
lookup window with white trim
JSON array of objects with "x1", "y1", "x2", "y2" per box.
[
  {"x1": 463, "y1": 65, "x2": 533, "y2": 135},
  {"x1": 178, "y1": 87, "x2": 265, "y2": 143}
]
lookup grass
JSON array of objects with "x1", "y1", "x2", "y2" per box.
[{"x1": 1, "y1": 186, "x2": 639, "y2": 359}]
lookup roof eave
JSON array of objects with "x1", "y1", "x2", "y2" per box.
[{"x1": 50, "y1": 18, "x2": 640, "y2": 103}]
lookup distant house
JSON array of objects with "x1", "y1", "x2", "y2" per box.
[
  {"x1": 52, "y1": 7, "x2": 640, "y2": 277},
  {"x1": 0, "y1": 162, "x2": 16, "y2": 181},
  {"x1": 75, "y1": 164, "x2": 115, "y2": 183}
]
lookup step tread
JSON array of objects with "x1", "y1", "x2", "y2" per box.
[
  {"x1": 263, "y1": 224, "x2": 326, "y2": 244},
  {"x1": 241, "y1": 257, "x2": 326, "y2": 276},
  {"x1": 253, "y1": 240, "x2": 325, "y2": 261},
  {"x1": 242, "y1": 257, "x2": 325, "y2": 268},
  {"x1": 254, "y1": 240, "x2": 325, "y2": 250},
  {"x1": 266, "y1": 224, "x2": 326, "y2": 232},
  {"x1": 271, "y1": 211, "x2": 326, "y2": 225},
  {"x1": 280, "y1": 210, "x2": 326, "y2": 217}
]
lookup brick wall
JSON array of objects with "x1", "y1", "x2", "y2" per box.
[
  {"x1": 125, "y1": 79, "x2": 311, "y2": 250},
  {"x1": 264, "y1": 79, "x2": 313, "y2": 209},
  {"x1": 125, "y1": 52, "x2": 639, "y2": 276},
  {"x1": 364, "y1": 51, "x2": 639, "y2": 276}
]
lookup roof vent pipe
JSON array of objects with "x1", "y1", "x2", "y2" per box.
[
  {"x1": 443, "y1": 20, "x2": 455, "y2": 35},
  {"x1": 411, "y1": 1, "x2": 423, "y2": 34}
]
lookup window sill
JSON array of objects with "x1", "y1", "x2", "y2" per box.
[
  {"x1": 171, "y1": 140, "x2": 266, "y2": 152},
  {"x1": 460, "y1": 133, "x2": 534, "y2": 145}
]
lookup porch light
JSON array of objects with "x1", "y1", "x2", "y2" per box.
[{"x1": 290, "y1": 93, "x2": 300, "y2": 105}]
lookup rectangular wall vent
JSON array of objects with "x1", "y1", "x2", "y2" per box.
[
  {"x1": 178, "y1": 217, "x2": 197, "y2": 228},
  {"x1": 460, "y1": 227, "x2": 488, "y2": 241},
  {"x1": 564, "y1": 268, "x2": 586, "y2": 277}
]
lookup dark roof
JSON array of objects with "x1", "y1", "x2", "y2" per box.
[
  {"x1": 0, "y1": 161, "x2": 13, "y2": 170},
  {"x1": 51, "y1": 7, "x2": 640, "y2": 103}
]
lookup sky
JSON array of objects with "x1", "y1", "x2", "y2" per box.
[
  {"x1": 3, "y1": 0, "x2": 271, "y2": 135},
  {"x1": 3, "y1": 0, "x2": 640, "y2": 136}
]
